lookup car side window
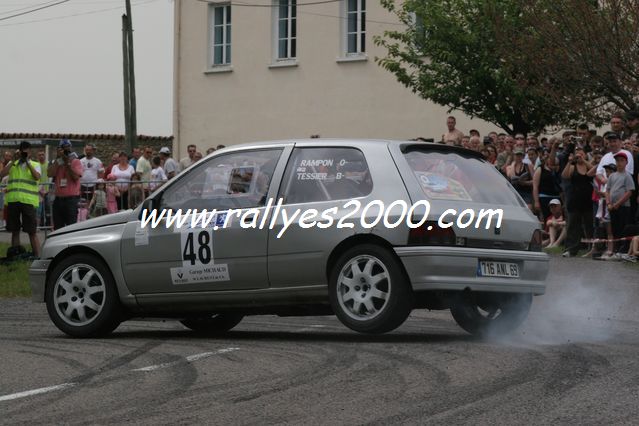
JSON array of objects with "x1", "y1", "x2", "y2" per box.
[
  {"x1": 159, "y1": 149, "x2": 282, "y2": 211},
  {"x1": 279, "y1": 147, "x2": 373, "y2": 204}
]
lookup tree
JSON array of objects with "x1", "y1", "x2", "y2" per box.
[
  {"x1": 374, "y1": 0, "x2": 578, "y2": 135},
  {"x1": 501, "y1": 0, "x2": 639, "y2": 124}
]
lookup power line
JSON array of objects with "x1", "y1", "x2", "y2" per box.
[
  {"x1": 0, "y1": 0, "x2": 404, "y2": 29},
  {"x1": 197, "y1": 0, "x2": 343, "y2": 7},
  {"x1": 202, "y1": 0, "x2": 405, "y2": 27},
  {"x1": 0, "y1": 0, "x2": 60, "y2": 17},
  {"x1": 0, "y1": 0, "x2": 70, "y2": 22},
  {"x1": 0, "y1": 0, "x2": 159, "y2": 27},
  {"x1": 297, "y1": 10, "x2": 404, "y2": 27}
]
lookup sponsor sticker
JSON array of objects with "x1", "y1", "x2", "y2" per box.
[
  {"x1": 134, "y1": 226, "x2": 149, "y2": 246},
  {"x1": 170, "y1": 264, "x2": 230, "y2": 285}
]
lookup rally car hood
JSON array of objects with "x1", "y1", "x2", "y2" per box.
[{"x1": 47, "y1": 210, "x2": 134, "y2": 237}]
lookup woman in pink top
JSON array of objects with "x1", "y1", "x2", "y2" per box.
[
  {"x1": 105, "y1": 177, "x2": 120, "y2": 214},
  {"x1": 109, "y1": 152, "x2": 135, "y2": 210}
]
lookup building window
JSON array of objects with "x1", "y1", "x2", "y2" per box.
[
  {"x1": 345, "y1": 0, "x2": 365, "y2": 55},
  {"x1": 275, "y1": 0, "x2": 296, "y2": 60},
  {"x1": 210, "y1": 4, "x2": 231, "y2": 66}
]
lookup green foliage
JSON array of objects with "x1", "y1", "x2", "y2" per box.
[
  {"x1": 374, "y1": 0, "x2": 576, "y2": 134},
  {"x1": 0, "y1": 243, "x2": 32, "y2": 298},
  {"x1": 504, "y1": 0, "x2": 639, "y2": 123}
]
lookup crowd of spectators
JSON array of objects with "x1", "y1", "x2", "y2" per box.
[
  {"x1": 2, "y1": 115, "x2": 639, "y2": 263},
  {"x1": 437, "y1": 113, "x2": 639, "y2": 262},
  {"x1": 0, "y1": 142, "x2": 226, "y2": 240}
]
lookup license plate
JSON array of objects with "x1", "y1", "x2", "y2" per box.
[{"x1": 477, "y1": 261, "x2": 519, "y2": 278}]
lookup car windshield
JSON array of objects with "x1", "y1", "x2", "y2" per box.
[
  {"x1": 159, "y1": 149, "x2": 282, "y2": 211},
  {"x1": 403, "y1": 149, "x2": 525, "y2": 207}
]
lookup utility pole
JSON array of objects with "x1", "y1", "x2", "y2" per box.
[
  {"x1": 122, "y1": 14, "x2": 131, "y2": 152},
  {"x1": 122, "y1": 0, "x2": 137, "y2": 153}
]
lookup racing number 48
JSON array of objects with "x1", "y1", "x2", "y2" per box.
[{"x1": 182, "y1": 230, "x2": 212, "y2": 265}]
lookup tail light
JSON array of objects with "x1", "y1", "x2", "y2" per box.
[
  {"x1": 529, "y1": 229, "x2": 542, "y2": 251},
  {"x1": 408, "y1": 221, "x2": 466, "y2": 246}
]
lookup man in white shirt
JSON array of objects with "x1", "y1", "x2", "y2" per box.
[
  {"x1": 179, "y1": 144, "x2": 197, "y2": 171},
  {"x1": 596, "y1": 132, "x2": 634, "y2": 183},
  {"x1": 136, "y1": 146, "x2": 153, "y2": 192},
  {"x1": 79, "y1": 144, "x2": 102, "y2": 201},
  {"x1": 160, "y1": 147, "x2": 180, "y2": 179}
]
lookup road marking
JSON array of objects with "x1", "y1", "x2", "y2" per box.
[
  {"x1": 132, "y1": 347, "x2": 240, "y2": 372},
  {"x1": 0, "y1": 383, "x2": 77, "y2": 402}
]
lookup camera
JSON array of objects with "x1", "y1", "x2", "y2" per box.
[
  {"x1": 569, "y1": 136, "x2": 582, "y2": 143},
  {"x1": 483, "y1": 136, "x2": 493, "y2": 145}
]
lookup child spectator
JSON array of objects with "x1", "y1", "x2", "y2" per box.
[
  {"x1": 106, "y1": 177, "x2": 120, "y2": 214},
  {"x1": 150, "y1": 156, "x2": 167, "y2": 192},
  {"x1": 544, "y1": 199, "x2": 566, "y2": 248},
  {"x1": 594, "y1": 164, "x2": 616, "y2": 259},
  {"x1": 606, "y1": 152, "x2": 636, "y2": 257},
  {"x1": 77, "y1": 199, "x2": 89, "y2": 222},
  {"x1": 128, "y1": 172, "x2": 145, "y2": 209},
  {"x1": 89, "y1": 179, "x2": 108, "y2": 217}
]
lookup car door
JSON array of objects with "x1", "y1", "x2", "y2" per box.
[
  {"x1": 267, "y1": 145, "x2": 375, "y2": 288},
  {"x1": 121, "y1": 146, "x2": 288, "y2": 294}
]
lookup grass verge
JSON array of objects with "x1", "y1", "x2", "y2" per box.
[{"x1": 0, "y1": 242, "x2": 32, "y2": 298}]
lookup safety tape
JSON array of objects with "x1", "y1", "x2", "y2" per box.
[{"x1": 581, "y1": 236, "x2": 637, "y2": 243}]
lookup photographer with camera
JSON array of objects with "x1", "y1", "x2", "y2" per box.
[
  {"x1": 561, "y1": 147, "x2": 593, "y2": 257},
  {"x1": 0, "y1": 141, "x2": 42, "y2": 258},
  {"x1": 47, "y1": 139, "x2": 83, "y2": 230}
]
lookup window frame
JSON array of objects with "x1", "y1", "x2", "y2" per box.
[
  {"x1": 272, "y1": 0, "x2": 297, "y2": 64},
  {"x1": 208, "y1": 3, "x2": 232, "y2": 69},
  {"x1": 158, "y1": 148, "x2": 284, "y2": 212},
  {"x1": 277, "y1": 146, "x2": 373, "y2": 205},
  {"x1": 342, "y1": 0, "x2": 366, "y2": 57}
]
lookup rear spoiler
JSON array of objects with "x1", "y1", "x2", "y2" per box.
[{"x1": 399, "y1": 142, "x2": 485, "y2": 160}]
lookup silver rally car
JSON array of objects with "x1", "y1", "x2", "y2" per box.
[{"x1": 29, "y1": 140, "x2": 549, "y2": 338}]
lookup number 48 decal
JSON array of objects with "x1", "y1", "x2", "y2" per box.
[{"x1": 182, "y1": 230, "x2": 214, "y2": 266}]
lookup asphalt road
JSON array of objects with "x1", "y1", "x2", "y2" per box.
[{"x1": 1, "y1": 257, "x2": 638, "y2": 425}]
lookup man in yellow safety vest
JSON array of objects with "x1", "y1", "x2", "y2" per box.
[{"x1": 0, "y1": 141, "x2": 42, "y2": 258}]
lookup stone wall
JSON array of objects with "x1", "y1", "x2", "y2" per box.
[{"x1": 0, "y1": 134, "x2": 174, "y2": 163}]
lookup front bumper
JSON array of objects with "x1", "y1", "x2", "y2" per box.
[
  {"x1": 28, "y1": 259, "x2": 51, "y2": 302},
  {"x1": 395, "y1": 246, "x2": 549, "y2": 295}
]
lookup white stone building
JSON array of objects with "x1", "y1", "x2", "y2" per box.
[{"x1": 172, "y1": 0, "x2": 494, "y2": 156}]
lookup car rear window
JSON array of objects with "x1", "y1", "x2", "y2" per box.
[{"x1": 403, "y1": 149, "x2": 525, "y2": 207}]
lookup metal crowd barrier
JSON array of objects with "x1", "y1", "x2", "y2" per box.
[{"x1": 0, "y1": 179, "x2": 166, "y2": 234}]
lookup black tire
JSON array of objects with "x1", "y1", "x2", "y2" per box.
[
  {"x1": 180, "y1": 314, "x2": 244, "y2": 334},
  {"x1": 329, "y1": 244, "x2": 412, "y2": 334},
  {"x1": 450, "y1": 292, "x2": 532, "y2": 337},
  {"x1": 45, "y1": 253, "x2": 122, "y2": 338}
]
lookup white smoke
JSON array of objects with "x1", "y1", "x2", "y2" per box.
[{"x1": 509, "y1": 267, "x2": 634, "y2": 345}]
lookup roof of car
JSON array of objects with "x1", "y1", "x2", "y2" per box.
[{"x1": 214, "y1": 139, "x2": 482, "y2": 158}]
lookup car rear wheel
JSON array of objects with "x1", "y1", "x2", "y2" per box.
[
  {"x1": 329, "y1": 244, "x2": 412, "y2": 334},
  {"x1": 45, "y1": 254, "x2": 122, "y2": 338},
  {"x1": 180, "y1": 314, "x2": 244, "y2": 334},
  {"x1": 450, "y1": 292, "x2": 532, "y2": 337}
]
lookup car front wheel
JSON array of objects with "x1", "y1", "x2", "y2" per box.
[
  {"x1": 45, "y1": 254, "x2": 122, "y2": 338},
  {"x1": 329, "y1": 244, "x2": 412, "y2": 334},
  {"x1": 450, "y1": 292, "x2": 532, "y2": 337}
]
